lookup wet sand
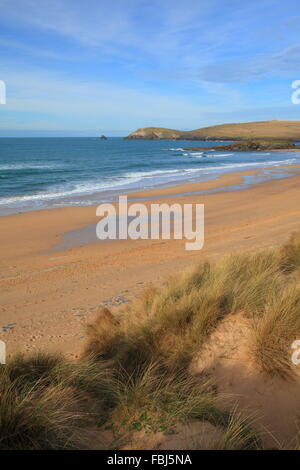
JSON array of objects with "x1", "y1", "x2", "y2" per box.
[{"x1": 1, "y1": 165, "x2": 300, "y2": 358}]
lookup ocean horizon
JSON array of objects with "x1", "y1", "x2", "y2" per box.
[{"x1": 1, "y1": 136, "x2": 300, "y2": 216}]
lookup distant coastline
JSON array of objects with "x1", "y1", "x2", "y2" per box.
[{"x1": 125, "y1": 120, "x2": 300, "y2": 141}]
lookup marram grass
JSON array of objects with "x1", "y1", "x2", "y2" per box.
[{"x1": 2, "y1": 232, "x2": 300, "y2": 449}]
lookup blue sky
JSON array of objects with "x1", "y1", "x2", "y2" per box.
[{"x1": 0, "y1": 0, "x2": 300, "y2": 136}]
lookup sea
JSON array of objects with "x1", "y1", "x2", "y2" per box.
[{"x1": 1, "y1": 137, "x2": 300, "y2": 216}]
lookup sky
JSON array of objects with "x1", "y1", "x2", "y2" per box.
[{"x1": 0, "y1": 0, "x2": 300, "y2": 136}]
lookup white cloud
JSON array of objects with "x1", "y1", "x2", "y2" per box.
[
  {"x1": 0, "y1": 0, "x2": 299, "y2": 132},
  {"x1": 1, "y1": 61, "x2": 231, "y2": 130}
]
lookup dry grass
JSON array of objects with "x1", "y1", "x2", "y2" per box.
[
  {"x1": 213, "y1": 408, "x2": 261, "y2": 450},
  {"x1": 3, "y1": 232, "x2": 300, "y2": 449},
  {"x1": 280, "y1": 231, "x2": 300, "y2": 273},
  {"x1": 252, "y1": 283, "x2": 300, "y2": 378},
  {"x1": 0, "y1": 369, "x2": 83, "y2": 449},
  {"x1": 248, "y1": 232, "x2": 300, "y2": 378},
  {"x1": 0, "y1": 352, "x2": 114, "y2": 449},
  {"x1": 104, "y1": 362, "x2": 261, "y2": 449},
  {"x1": 112, "y1": 362, "x2": 221, "y2": 430},
  {"x1": 83, "y1": 247, "x2": 285, "y2": 373}
]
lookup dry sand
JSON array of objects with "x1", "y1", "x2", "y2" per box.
[{"x1": 1, "y1": 165, "x2": 300, "y2": 358}]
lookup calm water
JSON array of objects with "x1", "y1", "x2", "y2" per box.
[{"x1": 1, "y1": 137, "x2": 300, "y2": 215}]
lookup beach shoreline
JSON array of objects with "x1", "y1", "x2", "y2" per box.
[
  {"x1": 2, "y1": 164, "x2": 300, "y2": 358},
  {"x1": 2, "y1": 136, "x2": 300, "y2": 217}
]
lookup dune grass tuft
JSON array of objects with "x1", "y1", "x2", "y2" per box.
[
  {"x1": 252, "y1": 283, "x2": 300, "y2": 378},
  {"x1": 280, "y1": 231, "x2": 300, "y2": 273},
  {"x1": 0, "y1": 369, "x2": 84, "y2": 450},
  {"x1": 84, "y1": 246, "x2": 286, "y2": 374},
  {"x1": 113, "y1": 362, "x2": 220, "y2": 429},
  {"x1": 0, "y1": 352, "x2": 115, "y2": 449},
  {"x1": 214, "y1": 407, "x2": 261, "y2": 450}
]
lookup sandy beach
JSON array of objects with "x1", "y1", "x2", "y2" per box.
[
  {"x1": 2, "y1": 165, "x2": 300, "y2": 359},
  {"x1": 4, "y1": 2, "x2": 300, "y2": 452}
]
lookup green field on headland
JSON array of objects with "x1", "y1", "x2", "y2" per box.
[{"x1": 125, "y1": 120, "x2": 300, "y2": 141}]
